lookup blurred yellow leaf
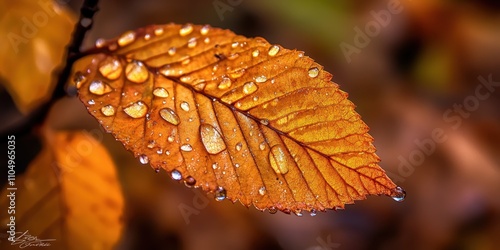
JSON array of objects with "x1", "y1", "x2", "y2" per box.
[
  {"x1": 0, "y1": 131, "x2": 124, "y2": 250},
  {"x1": 0, "y1": 0, "x2": 76, "y2": 113}
]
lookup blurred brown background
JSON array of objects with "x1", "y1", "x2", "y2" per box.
[{"x1": 2, "y1": 0, "x2": 500, "y2": 249}]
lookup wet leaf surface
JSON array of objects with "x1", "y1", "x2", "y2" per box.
[{"x1": 73, "y1": 23, "x2": 401, "y2": 214}]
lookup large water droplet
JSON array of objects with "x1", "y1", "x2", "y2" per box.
[
  {"x1": 124, "y1": 101, "x2": 148, "y2": 118},
  {"x1": 268, "y1": 45, "x2": 280, "y2": 56},
  {"x1": 255, "y1": 75, "x2": 267, "y2": 83},
  {"x1": 185, "y1": 176, "x2": 196, "y2": 187},
  {"x1": 153, "y1": 87, "x2": 169, "y2": 98},
  {"x1": 268, "y1": 207, "x2": 278, "y2": 214},
  {"x1": 259, "y1": 142, "x2": 266, "y2": 151},
  {"x1": 260, "y1": 119, "x2": 269, "y2": 125},
  {"x1": 391, "y1": 186, "x2": 406, "y2": 202},
  {"x1": 231, "y1": 42, "x2": 239, "y2": 48},
  {"x1": 200, "y1": 124, "x2": 226, "y2": 154},
  {"x1": 118, "y1": 31, "x2": 135, "y2": 47},
  {"x1": 179, "y1": 24, "x2": 193, "y2": 36},
  {"x1": 99, "y1": 57, "x2": 122, "y2": 80},
  {"x1": 139, "y1": 154, "x2": 149, "y2": 164},
  {"x1": 218, "y1": 77, "x2": 232, "y2": 90},
  {"x1": 125, "y1": 61, "x2": 149, "y2": 83},
  {"x1": 89, "y1": 80, "x2": 112, "y2": 95},
  {"x1": 269, "y1": 145, "x2": 290, "y2": 174},
  {"x1": 100, "y1": 105, "x2": 115, "y2": 116},
  {"x1": 200, "y1": 25, "x2": 210, "y2": 35},
  {"x1": 87, "y1": 99, "x2": 95, "y2": 105},
  {"x1": 243, "y1": 82, "x2": 258, "y2": 94},
  {"x1": 308, "y1": 67, "x2": 319, "y2": 78},
  {"x1": 294, "y1": 210, "x2": 303, "y2": 217},
  {"x1": 215, "y1": 186, "x2": 227, "y2": 201},
  {"x1": 180, "y1": 101, "x2": 190, "y2": 111},
  {"x1": 159, "y1": 108, "x2": 180, "y2": 125},
  {"x1": 180, "y1": 144, "x2": 193, "y2": 152},
  {"x1": 171, "y1": 170, "x2": 182, "y2": 180}
]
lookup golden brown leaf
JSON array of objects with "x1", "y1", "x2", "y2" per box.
[
  {"x1": 72, "y1": 23, "x2": 402, "y2": 214},
  {"x1": 0, "y1": 131, "x2": 124, "y2": 249},
  {"x1": 0, "y1": 0, "x2": 76, "y2": 113}
]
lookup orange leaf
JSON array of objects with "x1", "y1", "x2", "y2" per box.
[
  {"x1": 72, "y1": 23, "x2": 403, "y2": 214},
  {"x1": 0, "y1": 131, "x2": 124, "y2": 249},
  {"x1": 0, "y1": 0, "x2": 76, "y2": 113}
]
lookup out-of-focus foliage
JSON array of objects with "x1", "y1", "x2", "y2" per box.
[
  {"x1": 0, "y1": 131, "x2": 124, "y2": 250},
  {"x1": 0, "y1": 0, "x2": 75, "y2": 113}
]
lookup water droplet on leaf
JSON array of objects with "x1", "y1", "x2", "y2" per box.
[
  {"x1": 153, "y1": 87, "x2": 169, "y2": 98},
  {"x1": 154, "y1": 27, "x2": 164, "y2": 36},
  {"x1": 180, "y1": 144, "x2": 193, "y2": 152},
  {"x1": 200, "y1": 25, "x2": 210, "y2": 35},
  {"x1": 269, "y1": 145, "x2": 290, "y2": 174},
  {"x1": 73, "y1": 72, "x2": 87, "y2": 89},
  {"x1": 99, "y1": 57, "x2": 122, "y2": 80},
  {"x1": 218, "y1": 77, "x2": 232, "y2": 90},
  {"x1": 180, "y1": 101, "x2": 190, "y2": 111},
  {"x1": 243, "y1": 82, "x2": 258, "y2": 94},
  {"x1": 101, "y1": 105, "x2": 115, "y2": 116},
  {"x1": 125, "y1": 61, "x2": 149, "y2": 83},
  {"x1": 118, "y1": 31, "x2": 135, "y2": 47},
  {"x1": 255, "y1": 75, "x2": 267, "y2": 83},
  {"x1": 215, "y1": 186, "x2": 227, "y2": 201},
  {"x1": 308, "y1": 67, "x2": 319, "y2": 78},
  {"x1": 159, "y1": 108, "x2": 180, "y2": 125},
  {"x1": 235, "y1": 142, "x2": 242, "y2": 151},
  {"x1": 258, "y1": 186, "x2": 266, "y2": 196},
  {"x1": 185, "y1": 176, "x2": 196, "y2": 187},
  {"x1": 171, "y1": 170, "x2": 182, "y2": 180},
  {"x1": 139, "y1": 154, "x2": 149, "y2": 164},
  {"x1": 187, "y1": 37, "x2": 197, "y2": 48},
  {"x1": 268, "y1": 45, "x2": 280, "y2": 56},
  {"x1": 89, "y1": 80, "x2": 112, "y2": 95},
  {"x1": 124, "y1": 101, "x2": 148, "y2": 118},
  {"x1": 252, "y1": 49, "x2": 260, "y2": 57},
  {"x1": 179, "y1": 24, "x2": 193, "y2": 36},
  {"x1": 200, "y1": 124, "x2": 226, "y2": 154},
  {"x1": 168, "y1": 47, "x2": 176, "y2": 56},
  {"x1": 391, "y1": 186, "x2": 406, "y2": 202}
]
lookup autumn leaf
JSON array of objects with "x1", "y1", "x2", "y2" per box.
[
  {"x1": 0, "y1": 131, "x2": 124, "y2": 250},
  {"x1": 72, "y1": 23, "x2": 403, "y2": 214},
  {"x1": 0, "y1": 0, "x2": 76, "y2": 113}
]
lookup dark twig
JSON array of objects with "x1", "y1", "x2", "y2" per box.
[{"x1": 1, "y1": 0, "x2": 100, "y2": 140}]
